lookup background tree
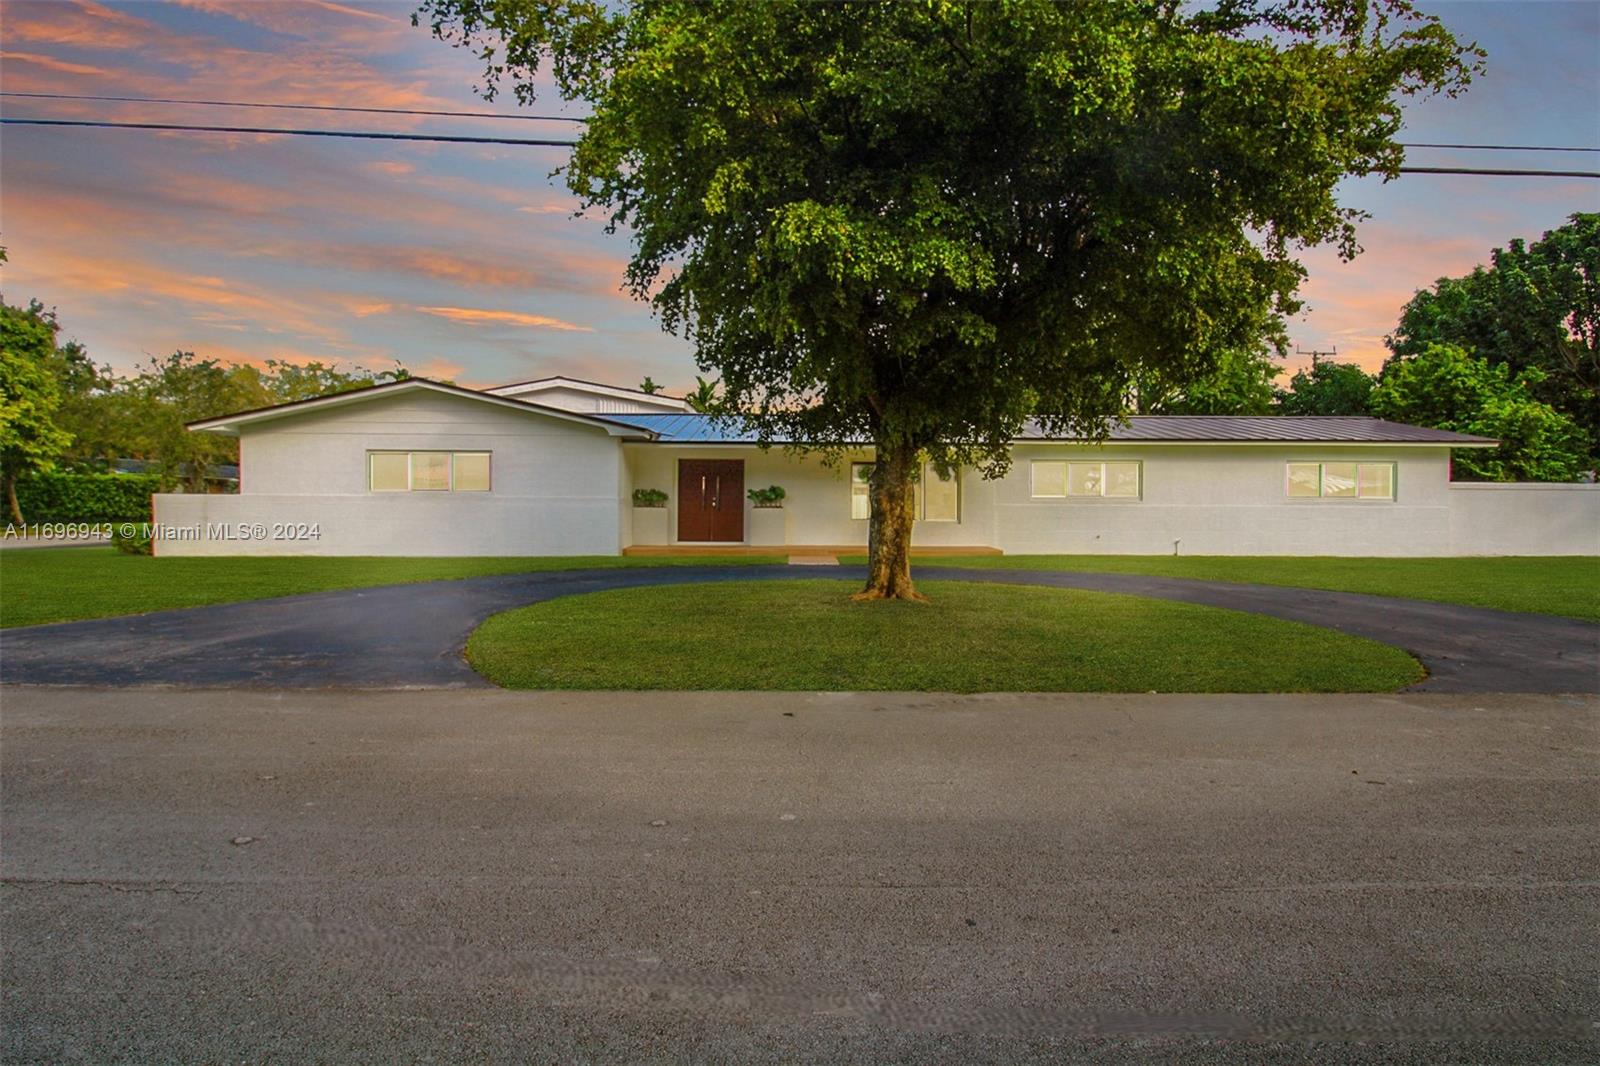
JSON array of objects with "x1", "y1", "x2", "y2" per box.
[
  {"x1": 637, "y1": 376, "x2": 661, "y2": 395},
  {"x1": 0, "y1": 298, "x2": 74, "y2": 523},
  {"x1": 685, "y1": 375, "x2": 721, "y2": 413},
  {"x1": 1387, "y1": 212, "x2": 1599, "y2": 457},
  {"x1": 421, "y1": 0, "x2": 1480, "y2": 599},
  {"x1": 1369, "y1": 343, "x2": 1590, "y2": 481},
  {"x1": 1134, "y1": 315, "x2": 1285, "y2": 414},
  {"x1": 1276, "y1": 360, "x2": 1377, "y2": 415}
]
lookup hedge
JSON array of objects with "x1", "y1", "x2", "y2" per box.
[{"x1": 13, "y1": 471, "x2": 162, "y2": 524}]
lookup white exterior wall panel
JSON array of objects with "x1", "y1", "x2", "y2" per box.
[{"x1": 158, "y1": 391, "x2": 624, "y2": 556}]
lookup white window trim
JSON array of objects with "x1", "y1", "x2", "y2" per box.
[
  {"x1": 1285, "y1": 461, "x2": 1396, "y2": 501},
  {"x1": 369, "y1": 450, "x2": 492, "y2": 493},
  {"x1": 1030, "y1": 459, "x2": 1142, "y2": 500},
  {"x1": 850, "y1": 462, "x2": 873, "y2": 520}
]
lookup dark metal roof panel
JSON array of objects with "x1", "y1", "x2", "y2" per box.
[{"x1": 607, "y1": 413, "x2": 1497, "y2": 446}]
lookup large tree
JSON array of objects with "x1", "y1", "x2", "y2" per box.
[
  {"x1": 420, "y1": 0, "x2": 1478, "y2": 599},
  {"x1": 1387, "y1": 212, "x2": 1600, "y2": 457},
  {"x1": 0, "y1": 298, "x2": 74, "y2": 524},
  {"x1": 1276, "y1": 359, "x2": 1376, "y2": 415},
  {"x1": 1370, "y1": 343, "x2": 1590, "y2": 481}
]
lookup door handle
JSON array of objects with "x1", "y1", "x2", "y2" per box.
[{"x1": 714, "y1": 476, "x2": 721, "y2": 510}]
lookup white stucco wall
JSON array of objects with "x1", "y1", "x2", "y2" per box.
[
  {"x1": 151, "y1": 397, "x2": 1600, "y2": 557},
  {"x1": 994, "y1": 444, "x2": 1454, "y2": 556},
  {"x1": 154, "y1": 390, "x2": 625, "y2": 556},
  {"x1": 1446, "y1": 483, "x2": 1600, "y2": 556},
  {"x1": 623, "y1": 445, "x2": 999, "y2": 548}
]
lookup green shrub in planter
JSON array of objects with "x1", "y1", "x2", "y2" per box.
[
  {"x1": 632, "y1": 488, "x2": 669, "y2": 507},
  {"x1": 747, "y1": 485, "x2": 786, "y2": 508}
]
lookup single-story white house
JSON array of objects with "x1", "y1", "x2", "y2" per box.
[{"x1": 152, "y1": 375, "x2": 1600, "y2": 557}]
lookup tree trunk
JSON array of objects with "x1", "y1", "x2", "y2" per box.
[
  {"x1": 5, "y1": 474, "x2": 23, "y2": 527},
  {"x1": 853, "y1": 437, "x2": 927, "y2": 602}
]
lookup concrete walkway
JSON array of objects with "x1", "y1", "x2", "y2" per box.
[
  {"x1": 1, "y1": 566, "x2": 1594, "y2": 692},
  {"x1": 4, "y1": 688, "x2": 1597, "y2": 1063}
]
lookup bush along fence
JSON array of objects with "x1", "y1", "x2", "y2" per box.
[{"x1": 13, "y1": 471, "x2": 161, "y2": 525}]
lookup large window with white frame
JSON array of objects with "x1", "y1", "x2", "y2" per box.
[
  {"x1": 1030, "y1": 460, "x2": 1141, "y2": 499},
  {"x1": 369, "y1": 451, "x2": 491, "y2": 492},
  {"x1": 1286, "y1": 461, "x2": 1394, "y2": 500},
  {"x1": 850, "y1": 461, "x2": 960, "y2": 522}
]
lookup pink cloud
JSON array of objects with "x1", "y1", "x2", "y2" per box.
[{"x1": 417, "y1": 306, "x2": 594, "y2": 332}]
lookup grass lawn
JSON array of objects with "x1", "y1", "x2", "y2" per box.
[
  {"x1": 467, "y1": 579, "x2": 1424, "y2": 693},
  {"x1": 842, "y1": 555, "x2": 1600, "y2": 622},
  {"x1": 0, "y1": 549, "x2": 784, "y2": 629}
]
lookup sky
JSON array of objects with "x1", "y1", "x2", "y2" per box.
[{"x1": 1, "y1": 1, "x2": 1597, "y2": 393}]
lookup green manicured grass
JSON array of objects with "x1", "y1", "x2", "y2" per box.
[
  {"x1": 467, "y1": 579, "x2": 1423, "y2": 693},
  {"x1": 842, "y1": 555, "x2": 1600, "y2": 622},
  {"x1": 0, "y1": 549, "x2": 784, "y2": 629}
]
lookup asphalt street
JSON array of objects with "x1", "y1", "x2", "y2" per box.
[
  {"x1": 2, "y1": 687, "x2": 1596, "y2": 1063},
  {"x1": 1, "y1": 565, "x2": 1596, "y2": 691}
]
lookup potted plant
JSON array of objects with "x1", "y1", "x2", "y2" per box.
[
  {"x1": 746, "y1": 485, "x2": 786, "y2": 508},
  {"x1": 747, "y1": 485, "x2": 788, "y2": 546},
  {"x1": 630, "y1": 487, "x2": 669, "y2": 545},
  {"x1": 632, "y1": 488, "x2": 668, "y2": 508}
]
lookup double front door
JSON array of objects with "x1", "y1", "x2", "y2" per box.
[{"x1": 677, "y1": 459, "x2": 744, "y2": 542}]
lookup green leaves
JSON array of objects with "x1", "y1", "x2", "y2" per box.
[
  {"x1": 422, "y1": 0, "x2": 1479, "y2": 470},
  {"x1": 1371, "y1": 343, "x2": 1591, "y2": 481}
]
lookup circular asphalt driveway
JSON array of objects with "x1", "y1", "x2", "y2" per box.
[{"x1": 0, "y1": 565, "x2": 1595, "y2": 692}]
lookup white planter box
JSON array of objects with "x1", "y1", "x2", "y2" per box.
[
  {"x1": 632, "y1": 506, "x2": 670, "y2": 546},
  {"x1": 748, "y1": 506, "x2": 788, "y2": 547}
]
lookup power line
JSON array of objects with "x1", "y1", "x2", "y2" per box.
[
  {"x1": 5, "y1": 118, "x2": 1599, "y2": 177},
  {"x1": 1400, "y1": 142, "x2": 1599, "y2": 153},
  {"x1": 0, "y1": 117, "x2": 579, "y2": 147},
  {"x1": 0, "y1": 90, "x2": 587, "y2": 124},
  {"x1": 4, "y1": 94, "x2": 1597, "y2": 156},
  {"x1": 1391, "y1": 165, "x2": 1599, "y2": 179}
]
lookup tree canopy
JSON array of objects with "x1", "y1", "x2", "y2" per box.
[
  {"x1": 0, "y1": 297, "x2": 74, "y2": 524},
  {"x1": 1276, "y1": 359, "x2": 1376, "y2": 416},
  {"x1": 1387, "y1": 212, "x2": 1599, "y2": 456},
  {"x1": 420, "y1": 0, "x2": 1479, "y2": 596},
  {"x1": 1370, "y1": 343, "x2": 1590, "y2": 481}
]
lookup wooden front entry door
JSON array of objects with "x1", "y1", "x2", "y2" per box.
[{"x1": 677, "y1": 460, "x2": 745, "y2": 542}]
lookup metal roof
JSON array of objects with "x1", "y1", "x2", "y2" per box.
[{"x1": 605, "y1": 413, "x2": 1498, "y2": 446}]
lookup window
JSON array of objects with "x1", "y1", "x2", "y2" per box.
[
  {"x1": 1286, "y1": 462, "x2": 1394, "y2": 500},
  {"x1": 369, "y1": 452, "x2": 409, "y2": 492},
  {"x1": 851, "y1": 460, "x2": 960, "y2": 521},
  {"x1": 919, "y1": 463, "x2": 959, "y2": 522},
  {"x1": 453, "y1": 452, "x2": 491, "y2": 492},
  {"x1": 851, "y1": 462, "x2": 873, "y2": 519},
  {"x1": 369, "y1": 451, "x2": 491, "y2": 492},
  {"x1": 1031, "y1": 460, "x2": 1141, "y2": 499}
]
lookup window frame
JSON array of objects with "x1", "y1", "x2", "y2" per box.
[
  {"x1": 850, "y1": 462, "x2": 873, "y2": 520},
  {"x1": 850, "y1": 460, "x2": 962, "y2": 522},
  {"x1": 1030, "y1": 459, "x2": 1142, "y2": 500},
  {"x1": 1284, "y1": 461, "x2": 1396, "y2": 502},
  {"x1": 368, "y1": 450, "x2": 492, "y2": 493},
  {"x1": 917, "y1": 461, "x2": 960, "y2": 523}
]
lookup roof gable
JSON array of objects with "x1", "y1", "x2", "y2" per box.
[{"x1": 187, "y1": 378, "x2": 657, "y2": 438}]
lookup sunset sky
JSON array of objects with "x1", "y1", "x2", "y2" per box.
[{"x1": 1, "y1": 0, "x2": 1597, "y2": 393}]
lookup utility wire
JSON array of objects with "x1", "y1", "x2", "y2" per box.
[
  {"x1": 0, "y1": 117, "x2": 579, "y2": 147},
  {"x1": 5, "y1": 93, "x2": 1598, "y2": 155},
  {"x1": 5, "y1": 117, "x2": 1599, "y2": 177},
  {"x1": 0, "y1": 90, "x2": 587, "y2": 123},
  {"x1": 1400, "y1": 141, "x2": 1600, "y2": 153}
]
